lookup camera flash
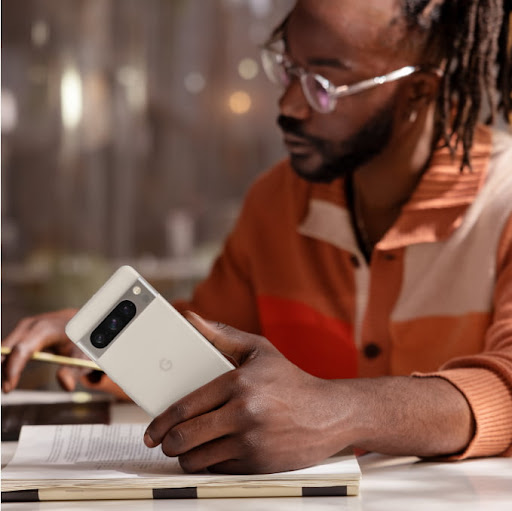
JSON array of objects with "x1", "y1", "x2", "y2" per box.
[{"x1": 132, "y1": 285, "x2": 142, "y2": 295}]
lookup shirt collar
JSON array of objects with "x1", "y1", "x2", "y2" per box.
[
  {"x1": 298, "y1": 125, "x2": 493, "y2": 253},
  {"x1": 402, "y1": 125, "x2": 491, "y2": 212},
  {"x1": 379, "y1": 124, "x2": 492, "y2": 250}
]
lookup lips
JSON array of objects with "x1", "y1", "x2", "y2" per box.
[{"x1": 282, "y1": 132, "x2": 315, "y2": 155}]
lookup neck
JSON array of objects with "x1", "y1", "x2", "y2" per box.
[
  {"x1": 350, "y1": 102, "x2": 437, "y2": 255},
  {"x1": 353, "y1": 102, "x2": 437, "y2": 212}
]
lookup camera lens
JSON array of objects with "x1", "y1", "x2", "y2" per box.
[
  {"x1": 118, "y1": 300, "x2": 136, "y2": 318},
  {"x1": 107, "y1": 316, "x2": 122, "y2": 331},
  {"x1": 91, "y1": 331, "x2": 108, "y2": 349},
  {"x1": 90, "y1": 300, "x2": 136, "y2": 350}
]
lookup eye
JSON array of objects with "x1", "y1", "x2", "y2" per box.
[{"x1": 281, "y1": 55, "x2": 294, "y2": 70}]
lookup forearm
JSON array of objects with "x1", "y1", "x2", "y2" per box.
[{"x1": 335, "y1": 376, "x2": 475, "y2": 458}]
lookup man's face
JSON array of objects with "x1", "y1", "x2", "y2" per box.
[
  {"x1": 277, "y1": 101, "x2": 395, "y2": 183},
  {"x1": 277, "y1": 0, "x2": 412, "y2": 182}
]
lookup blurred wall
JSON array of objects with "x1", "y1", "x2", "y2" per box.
[{"x1": 2, "y1": 0, "x2": 294, "y2": 337}]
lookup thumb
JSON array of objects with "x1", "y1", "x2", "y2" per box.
[
  {"x1": 184, "y1": 311, "x2": 258, "y2": 365},
  {"x1": 56, "y1": 366, "x2": 82, "y2": 392}
]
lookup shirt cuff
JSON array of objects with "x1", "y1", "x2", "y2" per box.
[{"x1": 413, "y1": 367, "x2": 512, "y2": 459}]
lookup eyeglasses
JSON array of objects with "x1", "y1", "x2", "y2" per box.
[{"x1": 261, "y1": 47, "x2": 420, "y2": 114}]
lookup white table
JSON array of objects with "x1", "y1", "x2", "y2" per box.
[{"x1": 2, "y1": 392, "x2": 512, "y2": 510}]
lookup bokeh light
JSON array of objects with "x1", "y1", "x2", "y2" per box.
[
  {"x1": 228, "y1": 91, "x2": 252, "y2": 114},
  {"x1": 238, "y1": 58, "x2": 259, "y2": 80}
]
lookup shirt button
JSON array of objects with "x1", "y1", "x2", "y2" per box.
[
  {"x1": 363, "y1": 343, "x2": 382, "y2": 359},
  {"x1": 349, "y1": 254, "x2": 360, "y2": 268}
]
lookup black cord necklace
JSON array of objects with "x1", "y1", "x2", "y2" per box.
[{"x1": 344, "y1": 172, "x2": 373, "y2": 263}]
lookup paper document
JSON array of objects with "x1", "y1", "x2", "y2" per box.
[
  {"x1": 2, "y1": 424, "x2": 361, "y2": 500},
  {"x1": 3, "y1": 424, "x2": 184, "y2": 480}
]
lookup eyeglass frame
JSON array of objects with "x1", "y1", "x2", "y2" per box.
[{"x1": 261, "y1": 46, "x2": 441, "y2": 114}]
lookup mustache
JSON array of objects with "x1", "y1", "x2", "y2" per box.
[{"x1": 277, "y1": 115, "x2": 322, "y2": 146}]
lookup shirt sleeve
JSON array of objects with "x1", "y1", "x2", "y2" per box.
[
  {"x1": 415, "y1": 213, "x2": 512, "y2": 458},
  {"x1": 172, "y1": 185, "x2": 261, "y2": 335}
]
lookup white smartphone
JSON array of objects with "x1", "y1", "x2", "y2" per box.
[{"x1": 65, "y1": 265, "x2": 234, "y2": 418}]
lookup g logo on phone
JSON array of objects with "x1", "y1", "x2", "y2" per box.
[{"x1": 159, "y1": 358, "x2": 173, "y2": 372}]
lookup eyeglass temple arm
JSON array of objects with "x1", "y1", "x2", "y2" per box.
[{"x1": 332, "y1": 65, "x2": 421, "y2": 98}]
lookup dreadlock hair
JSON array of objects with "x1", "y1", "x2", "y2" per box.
[{"x1": 402, "y1": 0, "x2": 512, "y2": 170}]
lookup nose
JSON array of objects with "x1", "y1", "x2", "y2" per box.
[{"x1": 278, "y1": 78, "x2": 311, "y2": 120}]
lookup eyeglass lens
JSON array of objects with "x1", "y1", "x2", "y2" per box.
[
  {"x1": 303, "y1": 74, "x2": 333, "y2": 112},
  {"x1": 262, "y1": 50, "x2": 334, "y2": 113}
]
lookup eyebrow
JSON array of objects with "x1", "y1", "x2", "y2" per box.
[{"x1": 306, "y1": 57, "x2": 353, "y2": 71}]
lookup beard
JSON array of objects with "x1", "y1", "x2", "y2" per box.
[{"x1": 277, "y1": 101, "x2": 395, "y2": 183}]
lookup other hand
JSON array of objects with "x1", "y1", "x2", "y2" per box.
[{"x1": 1, "y1": 308, "x2": 87, "y2": 392}]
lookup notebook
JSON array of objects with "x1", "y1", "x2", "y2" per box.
[
  {"x1": 1, "y1": 401, "x2": 110, "y2": 441},
  {"x1": 1, "y1": 423, "x2": 361, "y2": 501}
]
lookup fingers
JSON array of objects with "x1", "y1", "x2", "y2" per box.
[
  {"x1": 56, "y1": 366, "x2": 87, "y2": 392},
  {"x1": 162, "y1": 408, "x2": 268, "y2": 474},
  {"x1": 177, "y1": 436, "x2": 267, "y2": 474},
  {"x1": 2, "y1": 318, "x2": 33, "y2": 392},
  {"x1": 2, "y1": 309, "x2": 77, "y2": 393},
  {"x1": 2, "y1": 317, "x2": 35, "y2": 353},
  {"x1": 160, "y1": 406, "x2": 236, "y2": 458},
  {"x1": 184, "y1": 311, "x2": 258, "y2": 365},
  {"x1": 178, "y1": 436, "x2": 241, "y2": 474},
  {"x1": 2, "y1": 326, "x2": 54, "y2": 392},
  {"x1": 79, "y1": 372, "x2": 131, "y2": 401},
  {"x1": 208, "y1": 459, "x2": 250, "y2": 475},
  {"x1": 56, "y1": 341, "x2": 96, "y2": 391},
  {"x1": 144, "y1": 372, "x2": 234, "y2": 448}
]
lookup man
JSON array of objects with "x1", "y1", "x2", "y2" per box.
[{"x1": 3, "y1": 0, "x2": 512, "y2": 474}]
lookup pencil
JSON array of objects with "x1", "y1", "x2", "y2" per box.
[{"x1": 1, "y1": 346, "x2": 101, "y2": 371}]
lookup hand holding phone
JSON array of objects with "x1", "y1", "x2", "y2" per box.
[{"x1": 65, "y1": 266, "x2": 234, "y2": 417}]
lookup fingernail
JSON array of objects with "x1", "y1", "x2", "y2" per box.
[
  {"x1": 144, "y1": 430, "x2": 156, "y2": 447},
  {"x1": 3, "y1": 382, "x2": 11, "y2": 393},
  {"x1": 58, "y1": 368, "x2": 76, "y2": 392},
  {"x1": 62, "y1": 373, "x2": 76, "y2": 391}
]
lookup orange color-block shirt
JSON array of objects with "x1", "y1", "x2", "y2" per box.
[{"x1": 175, "y1": 125, "x2": 512, "y2": 460}]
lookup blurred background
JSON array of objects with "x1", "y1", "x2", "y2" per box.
[{"x1": 2, "y1": 0, "x2": 295, "y2": 342}]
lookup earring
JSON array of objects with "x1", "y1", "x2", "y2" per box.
[{"x1": 409, "y1": 110, "x2": 418, "y2": 123}]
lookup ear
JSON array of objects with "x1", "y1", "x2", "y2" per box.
[{"x1": 402, "y1": 71, "x2": 441, "y2": 122}]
